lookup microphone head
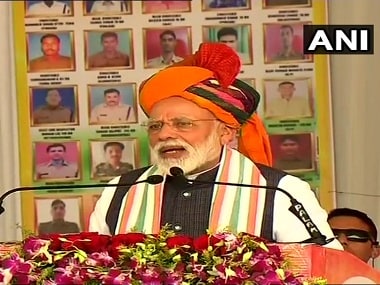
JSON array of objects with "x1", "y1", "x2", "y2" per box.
[
  {"x1": 169, "y1": 167, "x2": 184, "y2": 177},
  {"x1": 146, "y1": 175, "x2": 164, "y2": 185}
]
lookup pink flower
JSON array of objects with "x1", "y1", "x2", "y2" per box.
[
  {"x1": 23, "y1": 237, "x2": 50, "y2": 258},
  {"x1": 100, "y1": 269, "x2": 132, "y2": 285}
]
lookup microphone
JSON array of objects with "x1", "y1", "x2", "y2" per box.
[
  {"x1": 0, "y1": 174, "x2": 163, "y2": 215},
  {"x1": 169, "y1": 167, "x2": 330, "y2": 246}
]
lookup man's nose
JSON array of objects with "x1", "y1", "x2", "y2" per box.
[{"x1": 157, "y1": 123, "x2": 178, "y2": 141}]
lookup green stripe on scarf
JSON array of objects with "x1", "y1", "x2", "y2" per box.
[
  {"x1": 133, "y1": 166, "x2": 158, "y2": 232},
  {"x1": 228, "y1": 154, "x2": 246, "y2": 232}
]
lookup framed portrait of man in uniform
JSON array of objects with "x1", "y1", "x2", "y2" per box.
[
  {"x1": 34, "y1": 141, "x2": 81, "y2": 181},
  {"x1": 83, "y1": 0, "x2": 132, "y2": 16},
  {"x1": 88, "y1": 83, "x2": 137, "y2": 125},
  {"x1": 34, "y1": 196, "x2": 82, "y2": 235},
  {"x1": 263, "y1": 78, "x2": 313, "y2": 120},
  {"x1": 30, "y1": 86, "x2": 78, "y2": 126},
  {"x1": 25, "y1": 0, "x2": 73, "y2": 17},
  {"x1": 84, "y1": 29, "x2": 133, "y2": 70},
  {"x1": 27, "y1": 31, "x2": 75, "y2": 73},
  {"x1": 263, "y1": 22, "x2": 312, "y2": 64},
  {"x1": 203, "y1": 24, "x2": 253, "y2": 65},
  {"x1": 142, "y1": 1, "x2": 191, "y2": 14},
  {"x1": 89, "y1": 139, "x2": 138, "y2": 180},
  {"x1": 269, "y1": 133, "x2": 314, "y2": 173},
  {"x1": 202, "y1": 0, "x2": 251, "y2": 11},
  {"x1": 143, "y1": 27, "x2": 192, "y2": 69},
  {"x1": 263, "y1": 0, "x2": 311, "y2": 9}
]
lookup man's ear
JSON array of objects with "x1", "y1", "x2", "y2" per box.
[
  {"x1": 371, "y1": 244, "x2": 380, "y2": 259},
  {"x1": 219, "y1": 124, "x2": 237, "y2": 145}
]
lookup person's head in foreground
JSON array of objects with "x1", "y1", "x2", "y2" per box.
[
  {"x1": 328, "y1": 208, "x2": 379, "y2": 263},
  {"x1": 139, "y1": 42, "x2": 272, "y2": 175}
]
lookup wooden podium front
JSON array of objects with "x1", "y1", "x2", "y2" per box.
[{"x1": 279, "y1": 244, "x2": 380, "y2": 284}]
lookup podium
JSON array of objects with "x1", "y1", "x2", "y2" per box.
[
  {"x1": 1, "y1": 240, "x2": 380, "y2": 284},
  {"x1": 279, "y1": 244, "x2": 380, "y2": 284}
]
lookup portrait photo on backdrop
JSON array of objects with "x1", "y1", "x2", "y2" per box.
[
  {"x1": 35, "y1": 197, "x2": 82, "y2": 235},
  {"x1": 202, "y1": 0, "x2": 250, "y2": 10},
  {"x1": 144, "y1": 27, "x2": 192, "y2": 69},
  {"x1": 142, "y1": 1, "x2": 191, "y2": 14},
  {"x1": 27, "y1": 32, "x2": 75, "y2": 72},
  {"x1": 25, "y1": 0, "x2": 73, "y2": 17},
  {"x1": 264, "y1": 78, "x2": 313, "y2": 119},
  {"x1": 34, "y1": 141, "x2": 80, "y2": 181},
  {"x1": 90, "y1": 139, "x2": 137, "y2": 179},
  {"x1": 88, "y1": 83, "x2": 137, "y2": 125},
  {"x1": 270, "y1": 133, "x2": 314, "y2": 172},
  {"x1": 30, "y1": 86, "x2": 78, "y2": 126},
  {"x1": 264, "y1": 22, "x2": 312, "y2": 64},
  {"x1": 203, "y1": 25, "x2": 252, "y2": 65},
  {"x1": 263, "y1": 0, "x2": 311, "y2": 8},
  {"x1": 83, "y1": 0, "x2": 131, "y2": 15},
  {"x1": 85, "y1": 29, "x2": 133, "y2": 70}
]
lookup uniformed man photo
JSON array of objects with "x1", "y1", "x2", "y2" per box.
[
  {"x1": 28, "y1": 33, "x2": 74, "y2": 72},
  {"x1": 26, "y1": 0, "x2": 72, "y2": 16},
  {"x1": 35, "y1": 143, "x2": 79, "y2": 180},
  {"x1": 272, "y1": 134, "x2": 313, "y2": 171},
  {"x1": 38, "y1": 199, "x2": 80, "y2": 235},
  {"x1": 87, "y1": 0, "x2": 130, "y2": 14},
  {"x1": 89, "y1": 88, "x2": 136, "y2": 124},
  {"x1": 265, "y1": 80, "x2": 312, "y2": 119},
  {"x1": 32, "y1": 88, "x2": 74, "y2": 125},
  {"x1": 93, "y1": 141, "x2": 134, "y2": 178},
  {"x1": 146, "y1": 30, "x2": 184, "y2": 69},
  {"x1": 87, "y1": 31, "x2": 131, "y2": 69},
  {"x1": 266, "y1": 24, "x2": 306, "y2": 63}
]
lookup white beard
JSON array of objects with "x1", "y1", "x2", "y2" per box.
[{"x1": 150, "y1": 130, "x2": 221, "y2": 176}]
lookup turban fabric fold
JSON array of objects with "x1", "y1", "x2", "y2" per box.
[{"x1": 139, "y1": 43, "x2": 272, "y2": 166}]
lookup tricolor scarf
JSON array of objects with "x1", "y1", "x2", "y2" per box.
[{"x1": 115, "y1": 147, "x2": 267, "y2": 235}]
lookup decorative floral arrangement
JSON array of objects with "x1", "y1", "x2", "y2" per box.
[{"x1": 0, "y1": 226, "x2": 327, "y2": 285}]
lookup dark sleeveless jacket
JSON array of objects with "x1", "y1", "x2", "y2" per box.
[{"x1": 105, "y1": 163, "x2": 287, "y2": 241}]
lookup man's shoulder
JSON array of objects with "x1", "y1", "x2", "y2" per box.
[
  {"x1": 38, "y1": 221, "x2": 52, "y2": 228},
  {"x1": 147, "y1": 57, "x2": 161, "y2": 66},
  {"x1": 118, "y1": 166, "x2": 151, "y2": 181},
  {"x1": 89, "y1": 52, "x2": 104, "y2": 60},
  {"x1": 64, "y1": 221, "x2": 79, "y2": 227},
  {"x1": 255, "y1": 163, "x2": 288, "y2": 183},
  {"x1": 58, "y1": 55, "x2": 72, "y2": 62}
]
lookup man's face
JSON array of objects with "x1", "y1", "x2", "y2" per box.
[
  {"x1": 160, "y1": 34, "x2": 177, "y2": 53},
  {"x1": 47, "y1": 146, "x2": 65, "y2": 160},
  {"x1": 41, "y1": 36, "x2": 60, "y2": 56},
  {"x1": 51, "y1": 203, "x2": 65, "y2": 220},
  {"x1": 280, "y1": 27, "x2": 294, "y2": 48},
  {"x1": 148, "y1": 97, "x2": 230, "y2": 175},
  {"x1": 102, "y1": 36, "x2": 118, "y2": 52},
  {"x1": 219, "y1": 34, "x2": 238, "y2": 51},
  {"x1": 104, "y1": 92, "x2": 121, "y2": 107},
  {"x1": 45, "y1": 90, "x2": 61, "y2": 107},
  {"x1": 278, "y1": 83, "x2": 295, "y2": 100},
  {"x1": 279, "y1": 139, "x2": 299, "y2": 158},
  {"x1": 328, "y1": 216, "x2": 375, "y2": 262},
  {"x1": 105, "y1": 145, "x2": 123, "y2": 164}
]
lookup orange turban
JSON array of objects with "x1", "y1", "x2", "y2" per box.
[{"x1": 139, "y1": 43, "x2": 272, "y2": 166}]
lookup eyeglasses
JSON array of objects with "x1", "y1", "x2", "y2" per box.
[
  {"x1": 332, "y1": 228, "x2": 378, "y2": 245},
  {"x1": 141, "y1": 118, "x2": 217, "y2": 133}
]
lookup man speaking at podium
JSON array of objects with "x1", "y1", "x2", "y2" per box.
[{"x1": 89, "y1": 43, "x2": 341, "y2": 249}]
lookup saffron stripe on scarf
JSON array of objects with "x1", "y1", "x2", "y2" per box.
[
  {"x1": 246, "y1": 165, "x2": 260, "y2": 233},
  {"x1": 236, "y1": 154, "x2": 252, "y2": 233},
  {"x1": 217, "y1": 149, "x2": 241, "y2": 230},
  {"x1": 208, "y1": 147, "x2": 231, "y2": 232}
]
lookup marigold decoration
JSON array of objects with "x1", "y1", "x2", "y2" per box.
[{"x1": 0, "y1": 226, "x2": 327, "y2": 285}]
